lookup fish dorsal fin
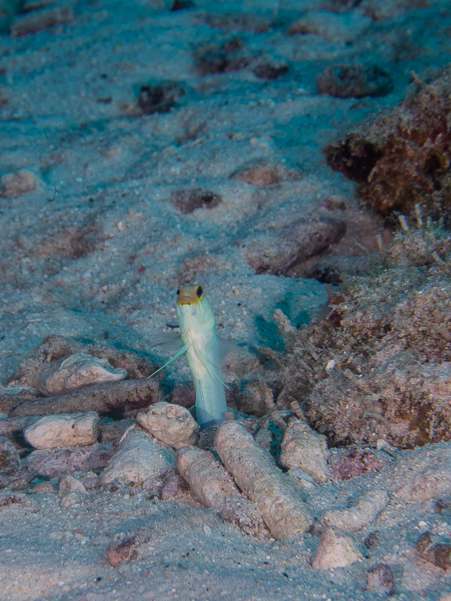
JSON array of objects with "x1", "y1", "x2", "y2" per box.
[
  {"x1": 217, "y1": 337, "x2": 249, "y2": 369},
  {"x1": 147, "y1": 332, "x2": 184, "y2": 354},
  {"x1": 147, "y1": 342, "x2": 190, "y2": 379}
]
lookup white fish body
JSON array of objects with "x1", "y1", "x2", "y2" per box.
[{"x1": 176, "y1": 286, "x2": 227, "y2": 428}]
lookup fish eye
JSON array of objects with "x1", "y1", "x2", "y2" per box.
[
  {"x1": 196, "y1": 286, "x2": 203, "y2": 298},
  {"x1": 176, "y1": 288, "x2": 180, "y2": 296}
]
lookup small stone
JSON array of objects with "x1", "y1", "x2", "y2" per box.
[
  {"x1": 0, "y1": 435, "x2": 21, "y2": 470},
  {"x1": 367, "y1": 563, "x2": 395, "y2": 594},
  {"x1": 34, "y1": 353, "x2": 127, "y2": 396},
  {"x1": 61, "y1": 492, "x2": 79, "y2": 508},
  {"x1": 137, "y1": 402, "x2": 199, "y2": 450},
  {"x1": 59, "y1": 475, "x2": 87, "y2": 495},
  {"x1": 170, "y1": 188, "x2": 221, "y2": 214},
  {"x1": 137, "y1": 82, "x2": 184, "y2": 114},
  {"x1": 252, "y1": 60, "x2": 288, "y2": 80},
  {"x1": 24, "y1": 411, "x2": 100, "y2": 449},
  {"x1": 30, "y1": 481, "x2": 57, "y2": 494},
  {"x1": 100, "y1": 428, "x2": 174, "y2": 486},
  {"x1": 0, "y1": 170, "x2": 38, "y2": 198},
  {"x1": 24, "y1": 441, "x2": 115, "y2": 477},
  {"x1": 311, "y1": 527, "x2": 362, "y2": 570},
  {"x1": 279, "y1": 420, "x2": 329, "y2": 484},
  {"x1": 237, "y1": 381, "x2": 274, "y2": 417},
  {"x1": 416, "y1": 532, "x2": 451, "y2": 570}
]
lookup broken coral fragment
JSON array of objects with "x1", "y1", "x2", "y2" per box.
[
  {"x1": 24, "y1": 411, "x2": 99, "y2": 449},
  {"x1": 311, "y1": 527, "x2": 362, "y2": 570},
  {"x1": 34, "y1": 352, "x2": 127, "y2": 396},
  {"x1": 279, "y1": 419, "x2": 330, "y2": 483},
  {"x1": 320, "y1": 489, "x2": 389, "y2": 532},
  {"x1": 137, "y1": 401, "x2": 199, "y2": 449},
  {"x1": 215, "y1": 421, "x2": 312, "y2": 539}
]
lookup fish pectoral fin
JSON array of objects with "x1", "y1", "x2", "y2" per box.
[
  {"x1": 147, "y1": 342, "x2": 190, "y2": 379},
  {"x1": 146, "y1": 332, "x2": 184, "y2": 353},
  {"x1": 217, "y1": 337, "x2": 249, "y2": 369},
  {"x1": 194, "y1": 345, "x2": 230, "y2": 391}
]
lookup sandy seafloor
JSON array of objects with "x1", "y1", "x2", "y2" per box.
[{"x1": 1, "y1": 0, "x2": 451, "y2": 599}]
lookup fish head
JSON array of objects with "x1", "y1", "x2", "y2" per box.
[{"x1": 176, "y1": 284, "x2": 215, "y2": 335}]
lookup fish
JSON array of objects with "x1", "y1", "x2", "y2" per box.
[{"x1": 148, "y1": 284, "x2": 241, "y2": 429}]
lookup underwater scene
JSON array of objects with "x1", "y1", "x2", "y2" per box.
[{"x1": 0, "y1": 0, "x2": 451, "y2": 599}]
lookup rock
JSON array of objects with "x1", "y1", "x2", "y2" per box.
[
  {"x1": 416, "y1": 532, "x2": 451, "y2": 570},
  {"x1": 170, "y1": 188, "x2": 221, "y2": 213},
  {"x1": 59, "y1": 475, "x2": 87, "y2": 495},
  {"x1": 367, "y1": 563, "x2": 395, "y2": 594},
  {"x1": 0, "y1": 170, "x2": 38, "y2": 197},
  {"x1": 311, "y1": 527, "x2": 362, "y2": 570},
  {"x1": 321, "y1": 490, "x2": 389, "y2": 532},
  {"x1": 137, "y1": 402, "x2": 199, "y2": 449},
  {"x1": 215, "y1": 421, "x2": 312, "y2": 539},
  {"x1": 0, "y1": 435, "x2": 21, "y2": 470},
  {"x1": 61, "y1": 491, "x2": 80, "y2": 508},
  {"x1": 100, "y1": 428, "x2": 174, "y2": 486},
  {"x1": 176, "y1": 445, "x2": 269, "y2": 537},
  {"x1": 279, "y1": 419, "x2": 329, "y2": 483},
  {"x1": 30, "y1": 481, "x2": 57, "y2": 494},
  {"x1": 24, "y1": 411, "x2": 100, "y2": 449},
  {"x1": 316, "y1": 64, "x2": 393, "y2": 99},
  {"x1": 9, "y1": 378, "x2": 159, "y2": 418},
  {"x1": 252, "y1": 60, "x2": 288, "y2": 80},
  {"x1": 10, "y1": 6, "x2": 74, "y2": 37},
  {"x1": 137, "y1": 82, "x2": 184, "y2": 114},
  {"x1": 237, "y1": 381, "x2": 274, "y2": 417},
  {"x1": 243, "y1": 217, "x2": 346, "y2": 275},
  {"x1": 232, "y1": 161, "x2": 296, "y2": 186},
  {"x1": 24, "y1": 441, "x2": 116, "y2": 477},
  {"x1": 34, "y1": 353, "x2": 127, "y2": 396}
]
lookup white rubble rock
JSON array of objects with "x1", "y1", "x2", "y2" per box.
[
  {"x1": 137, "y1": 401, "x2": 199, "y2": 449},
  {"x1": 279, "y1": 419, "x2": 329, "y2": 483},
  {"x1": 320, "y1": 490, "x2": 389, "y2": 532},
  {"x1": 24, "y1": 411, "x2": 99, "y2": 449},
  {"x1": 311, "y1": 527, "x2": 362, "y2": 570},
  {"x1": 34, "y1": 352, "x2": 127, "y2": 396},
  {"x1": 100, "y1": 427, "x2": 174, "y2": 486},
  {"x1": 59, "y1": 475, "x2": 87, "y2": 495}
]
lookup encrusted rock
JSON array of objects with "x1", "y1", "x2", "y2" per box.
[
  {"x1": 215, "y1": 421, "x2": 312, "y2": 539},
  {"x1": 136, "y1": 402, "x2": 199, "y2": 449},
  {"x1": 279, "y1": 419, "x2": 329, "y2": 483},
  {"x1": 317, "y1": 64, "x2": 393, "y2": 98},
  {"x1": 59, "y1": 475, "x2": 87, "y2": 495},
  {"x1": 311, "y1": 527, "x2": 362, "y2": 570},
  {"x1": 34, "y1": 353, "x2": 127, "y2": 396},
  {"x1": 0, "y1": 435, "x2": 21, "y2": 470},
  {"x1": 100, "y1": 428, "x2": 174, "y2": 486},
  {"x1": 321, "y1": 490, "x2": 389, "y2": 532},
  {"x1": 24, "y1": 411, "x2": 100, "y2": 449},
  {"x1": 237, "y1": 381, "x2": 274, "y2": 417},
  {"x1": 10, "y1": 5, "x2": 74, "y2": 37},
  {"x1": 24, "y1": 441, "x2": 115, "y2": 477}
]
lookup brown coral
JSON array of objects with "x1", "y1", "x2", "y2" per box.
[
  {"x1": 274, "y1": 223, "x2": 451, "y2": 448},
  {"x1": 325, "y1": 66, "x2": 451, "y2": 224}
]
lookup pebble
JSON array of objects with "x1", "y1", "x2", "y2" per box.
[
  {"x1": 0, "y1": 435, "x2": 21, "y2": 470},
  {"x1": 237, "y1": 381, "x2": 274, "y2": 417},
  {"x1": 279, "y1": 419, "x2": 329, "y2": 484},
  {"x1": 0, "y1": 170, "x2": 38, "y2": 197},
  {"x1": 100, "y1": 428, "x2": 174, "y2": 486},
  {"x1": 59, "y1": 475, "x2": 87, "y2": 495},
  {"x1": 367, "y1": 563, "x2": 395, "y2": 594},
  {"x1": 136, "y1": 402, "x2": 199, "y2": 450},
  {"x1": 311, "y1": 527, "x2": 362, "y2": 570},
  {"x1": 34, "y1": 353, "x2": 127, "y2": 396},
  {"x1": 61, "y1": 492, "x2": 80, "y2": 508},
  {"x1": 24, "y1": 411, "x2": 100, "y2": 449}
]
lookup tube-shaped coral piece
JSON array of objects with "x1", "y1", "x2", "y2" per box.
[
  {"x1": 215, "y1": 421, "x2": 312, "y2": 539},
  {"x1": 176, "y1": 445, "x2": 269, "y2": 537}
]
